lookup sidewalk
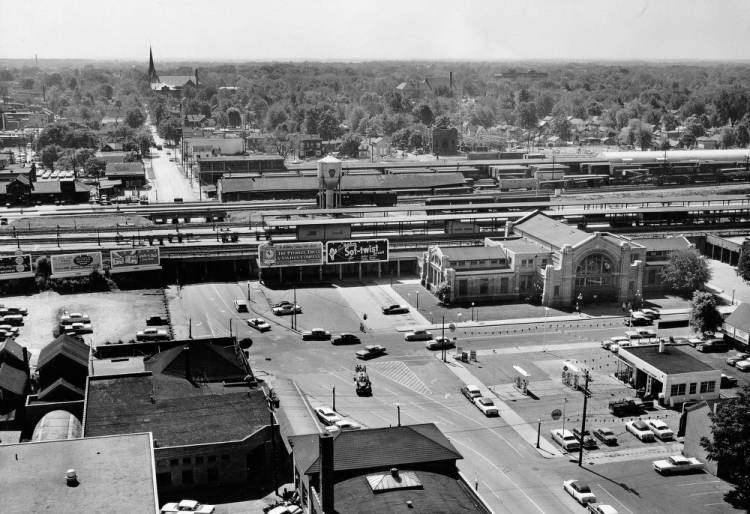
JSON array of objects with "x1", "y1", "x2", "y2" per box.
[{"x1": 438, "y1": 353, "x2": 564, "y2": 459}]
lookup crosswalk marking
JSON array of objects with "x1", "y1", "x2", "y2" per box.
[{"x1": 368, "y1": 360, "x2": 432, "y2": 395}]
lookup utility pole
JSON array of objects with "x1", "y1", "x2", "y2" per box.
[
  {"x1": 578, "y1": 369, "x2": 591, "y2": 467},
  {"x1": 292, "y1": 286, "x2": 297, "y2": 331},
  {"x1": 441, "y1": 315, "x2": 446, "y2": 363}
]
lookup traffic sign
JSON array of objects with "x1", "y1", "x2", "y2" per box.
[{"x1": 551, "y1": 409, "x2": 562, "y2": 420}]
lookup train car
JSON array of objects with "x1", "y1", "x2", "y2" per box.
[{"x1": 340, "y1": 191, "x2": 398, "y2": 207}]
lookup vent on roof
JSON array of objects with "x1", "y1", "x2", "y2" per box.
[{"x1": 366, "y1": 470, "x2": 422, "y2": 493}]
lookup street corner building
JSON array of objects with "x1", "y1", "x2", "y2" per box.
[{"x1": 422, "y1": 211, "x2": 690, "y2": 307}]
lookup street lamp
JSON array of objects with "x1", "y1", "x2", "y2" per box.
[
  {"x1": 471, "y1": 302, "x2": 475, "y2": 322},
  {"x1": 416, "y1": 290, "x2": 419, "y2": 310}
]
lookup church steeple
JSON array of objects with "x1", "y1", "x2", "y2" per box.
[{"x1": 148, "y1": 46, "x2": 159, "y2": 83}]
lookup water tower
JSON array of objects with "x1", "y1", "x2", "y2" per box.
[{"x1": 317, "y1": 155, "x2": 342, "y2": 208}]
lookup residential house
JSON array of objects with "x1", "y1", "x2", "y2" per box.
[
  {"x1": 723, "y1": 302, "x2": 750, "y2": 348},
  {"x1": 37, "y1": 334, "x2": 89, "y2": 392}
]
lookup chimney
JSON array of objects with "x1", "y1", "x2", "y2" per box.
[
  {"x1": 659, "y1": 340, "x2": 665, "y2": 353},
  {"x1": 183, "y1": 345, "x2": 192, "y2": 382},
  {"x1": 319, "y1": 433, "x2": 334, "y2": 513},
  {"x1": 449, "y1": 71, "x2": 453, "y2": 89}
]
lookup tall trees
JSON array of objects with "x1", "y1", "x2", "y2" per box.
[
  {"x1": 514, "y1": 102, "x2": 537, "y2": 130},
  {"x1": 660, "y1": 248, "x2": 711, "y2": 293},
  {"x1": 125, "y1": 108, "x2": 145, "y2": 129},
  {"x1": 700, "y1": 385, "x2": 750, "y2": 511},
  {"x1": 689, "y1": 291, "x2": 722, "y2": 335}
]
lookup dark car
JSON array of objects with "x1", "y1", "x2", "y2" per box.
[
  {"x1": 624, "y1": 313, "x2": 653, "y2": 326},
  {"x1": 332, "y1": 333, "x2": 361, "y2": 345},
  {"x1": 593, "y1": 427, "x2": 618, "y2": 446},
  {"x1": 146, "y1": 315, "x2": 168, "y2": 326},
  {"x1": 382, "y1": 304, "x2": 409, "y2": 315},
  {"x1": 721, "y1": 373, "x2": 738, "y2": 388},
  {"x1": 697, "y1": 338, "x2": 728, "y2": 353},
  {"x1": 572, "y1": 428, "x2": 598, "y2": 449},
  {"x1": 302, "y1": 328, "x2": 331, "y2": 341}
]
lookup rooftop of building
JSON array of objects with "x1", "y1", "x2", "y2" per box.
[
  {"x1": 631, "y1": 235, "x2": 692, "y2": 252},
  {"x1": 84, "y1": 372, "x2": 268, "y2": 447},
  {"x1": 724, "y1": 302, "x2": 750, "y2": 334},
  {"x1": 438, "y1": 246, "x2": 506, "y2": 262},
  {"x1": 0, "y1": 362, "x2": 27, "y2": 395},
  {"x1": 291, "y1": 424, "x2": 462, "y2": 476},
  {"x1": 0, "y1": 433, "x2": 158, "y2": 514},
  {"x1": 513, "y1": 211, "x2": 591, "y2": 249},
  {"x1": 495, "y1": 238, "x2": 549, "y2": 254},
  {"x1": 333, "y1": 468, "x2": 489, "y2": 514},
  {"x1": 31, "y1": 409, "x2": 82, "y2": 441},
  {"x1": 105, "y1": 162, "x2": 145, "y2": 176},
  {"x1": 91, "y1": 356, "x2": 145, "y2": 376},
  {"x1": 198, "y1": 154, "x2": 285, "y2": 162},
  {"x1": 37, "y1": 334, "x2": 89, "y2": 370},
  {"x1": 621, "y1": 345, "x2": 717, "y2": 374},
  {"x1": 0, "y1": 338, "x2": 26, "y2": 366}
]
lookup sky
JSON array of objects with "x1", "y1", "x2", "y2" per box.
[{"x1": 1, "y1": 0, "x2": 750, "y2": 62}]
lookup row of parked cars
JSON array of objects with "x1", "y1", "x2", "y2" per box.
[
  {"x1": 460, "y1": 385, "x2": 500, "y2": 417},
  {"x1": 0, "y1": 304, "x2": 27, "y2": 339},
  {"x1": 551, "y1": 417, "x2": 674, "y2": 453}
]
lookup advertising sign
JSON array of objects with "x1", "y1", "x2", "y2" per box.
[
  {"x1": 258, "y1": 242, "x2": 324, "y2": 268},
  {"x1": 0, "y1": 253, "x2": 33, "y2": 280},
  {"x1": 51, "y1": 252, "x2": 102, "y2": 277},
  {"x1": 326, "y1": 239, "x2": 389, "y2": 264},
  {"x1": 110, "y1": 248, "x2": 161, "y2": 272}
]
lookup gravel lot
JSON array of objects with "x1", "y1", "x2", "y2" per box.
[{"x1": 5, "y1": 289, "x2": 167, "y2": 365}]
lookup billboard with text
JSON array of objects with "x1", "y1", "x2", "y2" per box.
[
  {"x1": 0, "y1": 254, "x2": 33, "y2": 280},
  {"x1": 110, "y1": 248, "x2": 161, "y2": 272},
  {"x1": 258, "y1": 242, "x2": 324, "y2": 268},
  {"x1": 51, "y1": 252, "x2": 102, "y2": 277},
  {"x1": 326, "y1": 239, "x2": 389, "y2": 264}
]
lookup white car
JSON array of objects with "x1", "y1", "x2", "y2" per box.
[
  {"x1": 160, "y1": 499, "x2": 215, "y2": 513},
  {"x1": 646, "y1": 419, "x2": 674, "y2": 441},
  {"x1": 246, "y1": 318, "x2": 271, "y2": 332},
  {"x1": 315, "y1": 406, "x2": 341, "y2": 426},
  {"x1": 550, "y1": 429, "x2": 580, "y2": 451},
  {"x1": 588, "y1": 505, "x2": 619, "y2": 514},
  {"x1": 334, "y1": 419, "x2": 362, "y2": 431},
  {"x1": 473, "y1": 397, "x2": 499, "y2": 417},
  {"x1": 735, "y1": 359, "x2": 750, "y2": 372},
  {"x1": 563, "y1": 480, "x2": 596, "y2": 505},
  {"x1": 626, "y1": 419, "x2": 655, "y2": 442},
  {"x1": 652, "y1": 455, "x2": 705, "y2": 475}
]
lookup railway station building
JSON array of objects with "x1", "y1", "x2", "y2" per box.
[{"x1": 422, "y1": 211, "x2": 648, "y2": 307}]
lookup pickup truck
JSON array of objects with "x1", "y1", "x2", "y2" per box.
[{"x1": 652, "y1": 455, "x2": 705, "y2": 475}]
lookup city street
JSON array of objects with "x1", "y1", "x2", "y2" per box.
[
  {"x1": 167, "y1": 280, "x2": 743, "y2": 514},
  {"x1": 146, "y1": 120, "x2": 197, "y2": 203}
]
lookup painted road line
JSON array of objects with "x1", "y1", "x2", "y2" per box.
[{"x1": 596, "y1": 484, "x2": 637, "y2": 514}]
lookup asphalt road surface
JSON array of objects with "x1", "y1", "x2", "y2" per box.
[{"x1": 147, "y1": 121, "x2": 197, "y2": 203}]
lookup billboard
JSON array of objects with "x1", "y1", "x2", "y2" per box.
[
  {"x1": 110, "y1": 248, "x2": 161, "y2": 272},
  {"x1": 326, "y1": 239, "x2": 389, "y2": 264},
  {"x1": 51, "y1": 252, "x2": 103, "y2": 277},
  {"x1": 258, "y1": 242, "x2": 324, "y2": 268},
  {"x1": 0, "y1": 253, "x2": 33, "y2": 280}
]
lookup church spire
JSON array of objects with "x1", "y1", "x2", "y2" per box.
[{"x1": 148, "y1": 46, "x2": 159, "y2": 83}]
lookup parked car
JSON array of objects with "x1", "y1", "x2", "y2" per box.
[
  {"x1": 460, "y1": 385, "x2": 482, "y2": 402},
  {"x1": 687, "y1": 337, "x2": 704, "y2": 347},
  {"x1": 626, "y1": 419, "x2": 655, "y2": 442},
  {"x1": 272, "y1": 303, "x2": 302, "y2": 316},
  {"x1": 355, "y1": 344, "x2": 386, "y2": 360},
  {"x1": 315, "y1": 406, "x2": 341, "y2": 426},
  {"x1": 550, "y1": 429, "x2": 580, "y2": 451},
  {"x1": 425, "y1": 337, "x2": 455, "y2": 350},
  {"x1": 0, "y1": 306, "x2": 27, "y2": 316},
  {"x1": 721, "y1": 373, "x2": 739, "y2": 388},
  {"x1": 640, "y1": 308, "x2": 661, "y2": 320},
  {"x1": 572, "y1": 428, "x2": 598, "y2": 449},
  {"x1": 302, "y1": 328, "x2": 331, "y2": 341},
  {"x1": 624, "y1": 312, "x2": 652, "y2": 326},
  {"x1": 645, "y1": 419, "x2": 674, "y2": 441},
  {"x1": 735, "y1": 359, "x2": 750, "y2": 372},
  {"x1": 246, "y1": 318, "x2": 271, "y2": 332},
  {"x1": 652, "y1": 455, "x2": 705, "y2": 475},
  {"x1": 333, "y1": 419, "x2": 362, "y2": 431},
  {"x1": 160, "y1": 499, "x2": 215, "y2": 513},
  {"x1": 602, "y1": 336, "x2": 628, "y2": 350},
  {"x1": 146, "y1": 315, "x2": 168, "y2": 326},
  {"x1": 563, "y1": 480, "x2": 596, "y2": 505},
  {"x1": 473, "y1": 397, "x2": 499, "y2": 417},
  {"x1": 382, "y1": 304, "x2": 409, "y2": 315},
  {"x1": 726, "y1": 352, "x2": 750, "y2": 367},
  {"x1": 593, "y1": 427, "x2": 618, "y2": 446},
  {"x1": 0, "y1": 314, "x2": 24, "y2": 326},
  {"x1": 332, "y1": 333, "x2": 360, "y2": 345},
  {"x1": 233, "y1": 299, "x2": 249, "y2": 313},
  {"x1": 404, "y1": 329, "x2": 433, "y2": 341},
  {"x1": 697, "y1": 338, "x2": 728, "y2": 353},
  {"x1": 60, "y1": 312, "x2": 90, "y2": 323},
  {"x1": 587, "y1": 505, "x2": 619, "y2": 514},
  {"x1": 637, "y1": 328, "x2": 657, "y2": 338},
  {"x1": 136, "y1": 328, "x2": 170, "y2": 342}
]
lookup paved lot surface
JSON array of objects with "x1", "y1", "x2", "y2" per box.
[
  {"x1": 167, "y1": 279, "x2": 744, "y2": 513},
  {"x1": 8, "y1": 289, "x2": 166, "y2": 365}
]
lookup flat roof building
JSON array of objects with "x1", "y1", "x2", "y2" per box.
[
  {"x1": 618, "y1": 344, "x2": 721, "y2": 407},
  {"x1": 0, "y1": 432, "x2": 159, "y2": 514}
]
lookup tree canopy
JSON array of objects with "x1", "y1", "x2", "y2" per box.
[
  {"x1": 701, "y1": 385, "x2": 750, "y2": 511},
  {"x1": 659, "y1": 248, "x2": 711, "y2": 294},
  {"x1": 689, "y1": 291, "x2": 723, "y2": 335}
]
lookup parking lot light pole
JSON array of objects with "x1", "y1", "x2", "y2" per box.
[
  {"x1": 578, "y1": 370, "x2": 591, "y2": 467},
  {"x1": 332, "y1": 386, "x2": 336, "y2": 411},
  {"x1": 416, "y1": 291, "x2": 419, "y2": 310},
  {"x1": 536, "y1": 419, "x2": 541, "y2": 448}
]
